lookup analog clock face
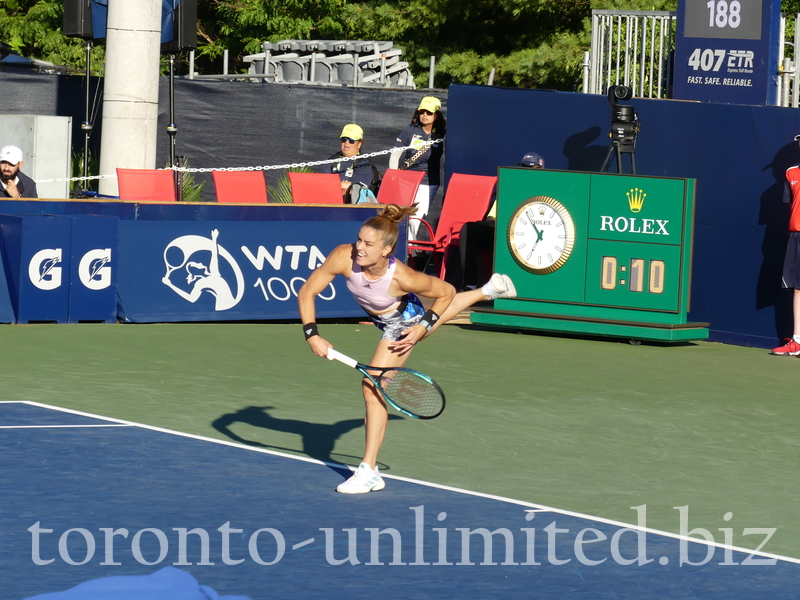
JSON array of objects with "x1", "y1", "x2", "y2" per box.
[{"x1": 507, "y1": 196, "x2": 576, "y2": 274}]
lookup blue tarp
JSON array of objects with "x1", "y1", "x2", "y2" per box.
[
  {"x1": 90, "y1": 0, "x2": 180, "y2": 43},
  {"x1": 24, "y1": 566, "x2": 250, "y2": 600}
]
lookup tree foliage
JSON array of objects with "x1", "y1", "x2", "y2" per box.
[
  {"x1": 195, "y1": 0, "x2": 347, "y2": 69},
  {"x1": 343, "y1": 0, "x2": 595, "y2": 88},
  {"x1": 344, "y1": 0, "x2": 680, "y2": 88},
  {"x1": 5, "y1": 0, "x2": 799, "y2": 90},
  {"x1": 0, "y1": 0, "x2": 104, "y2": 74}
]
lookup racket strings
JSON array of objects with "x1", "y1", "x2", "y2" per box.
[{"x1": 383, "y1": 370, "x2": 444, "y2": 418}]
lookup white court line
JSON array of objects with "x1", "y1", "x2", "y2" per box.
[
  {"x1": 6, "y1": 400, "x2": 800, "y2": 566},
  {"x1": 0, "y1": 424, "x2": 133, "y2": 429}
]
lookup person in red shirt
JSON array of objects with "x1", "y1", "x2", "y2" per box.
[{"x1": 772, "y1": 134, "x2": 800, "y2": 355}]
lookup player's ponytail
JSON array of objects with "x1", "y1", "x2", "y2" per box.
[
  {"x1": 378, "y1": 203, "x2": 418, "y2": 223},
  {"x1": 363, "y1": 203, "x2": 419, "y2": 253}
]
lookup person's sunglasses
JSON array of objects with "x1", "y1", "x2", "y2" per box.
[
  {"x1": 340, "y1": 137, "x2": 358, "y2": 144},
  {"x1": 418, "y1": 109, "x2": 434, "y2": 116}
]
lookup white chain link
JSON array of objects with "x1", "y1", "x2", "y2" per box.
[
  {"x1": 36, "y1": 174, "x2": 116, "y2": 183},
  {"x1": 34, "y1": 139, "x2": 444, "y2": 183}
]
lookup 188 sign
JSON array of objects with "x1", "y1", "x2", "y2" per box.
[
  {"x1": 683, "y1": 0, "x2": 761, "y2": 41},
  {"x1": 707, "y1": 0, "x2": 741, "y2": 28}
]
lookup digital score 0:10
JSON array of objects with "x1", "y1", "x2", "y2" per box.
[{"x1": 601, "y1": 256, "x2": 666, "y2": 294}]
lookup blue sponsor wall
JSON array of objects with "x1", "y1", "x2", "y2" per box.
[
  {"x1": 68, "y1": 215, "x2": 119, "y2": 323},
  {"x1": 445, "y1": 83, "x2": 800, "y2": 348},
  {"x1": 0, "y1": 215, "x2": 73, "y2": 323},
  {"x1": 0, "y1": 202, "x2": 393, "y2": 324}
]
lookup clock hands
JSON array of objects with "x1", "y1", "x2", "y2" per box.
[
  {"x1": 526, "y1": 209, "x2": 545, "y2": 253},
  {"x1": 526, "y1": 209, "x2": 544, "y2": 242},
  {"x1": 510, "y1": 197, "x2": 574, "y2": 274}
]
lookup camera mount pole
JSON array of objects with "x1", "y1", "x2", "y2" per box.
[
  {"x1": 167, "y1": 53, "x2": 182, "y2": 201},
  {"x1": 601, "y1": 142, "x2": 620, "y2": 174},
  {"x1": 81, "y1": 40, "x2": 92, "y2": 195},
  {"x1": 601, "y1": 139, "x2": 637, "y2": 174}
]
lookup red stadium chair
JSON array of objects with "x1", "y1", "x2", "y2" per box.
[
  {"x1": 116, "y1": 168, "x2": 177, "y2": 203},
  {"x1": 287, "y1": 172, "x2": 343, "y2": 204},
  {"x1": 408, "y1": 173, "x2": 497, "y2": 280},
  {"x1": 212, "y1": 170, "x2": 268, "y2": 204},
  {"x1": 376, "y1": 169, "x2": 424, "y2": 207}
]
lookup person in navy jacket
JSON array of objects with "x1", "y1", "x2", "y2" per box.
[
  {"x1": 321, "y1": 124, "x2": 379, "y2": 201},
  {"x1": 0, "y1": 145, "x2": 38, "y2": 198}
]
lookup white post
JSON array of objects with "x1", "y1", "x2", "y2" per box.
[
  {"x1": 98, "y1": 0, "x2": 162, "y2": 196},
  {"x1": 794, "y1": 14, "x2": 800, "y2": 108},
  {"x1": 582, "y1": 51, "x2": 591, "y2": 94},
  {"x1": 782, "y1": 58, "x2": 792, "y2": 107},
  {"x1": 429, "y1": 56, "x2": 435, "y2": 88}
]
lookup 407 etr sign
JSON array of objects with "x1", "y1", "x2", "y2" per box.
[
  {"x1": 685, "y1": 49, "x2": 754, "y2": 88},
  {"x1": 674, "y1": 0, "x2": 780, "y2": 105}
]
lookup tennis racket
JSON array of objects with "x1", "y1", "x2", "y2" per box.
[{"x1": 327, "y1": 348, "x2": 446, "y2": 419}]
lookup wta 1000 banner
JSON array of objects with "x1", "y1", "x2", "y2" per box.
[
  {"x1": 0, "y1": 202, "x2": 390, "y2": 324},
  {"x1": 117, "y1": 219, "x2": 371, "y2": 323}
]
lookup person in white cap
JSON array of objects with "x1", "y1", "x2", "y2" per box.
[
  {"x1": 389, "y1": 96, "x2": 446, "y2": 238},
  {"x1": 0, "y1": 145, "x2": 37, "y2": 198}
]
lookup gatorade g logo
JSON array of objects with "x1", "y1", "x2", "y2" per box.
[
  {"x1": 162, "y1": 229, "x2": 244, "y2": 311},
  {"x1": 28, "y1": 249, "x2": 62, "y2": 291},
  {"x1": 79, "y1": 249, "x2": 112, "y2": 290}
]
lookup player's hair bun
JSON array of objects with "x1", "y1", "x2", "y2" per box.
[
  {"x1": 363, "y1": 203, "x2": 419, "y2": 253},
  {"x1": 378, "y1": 203, "x2": 418, "y2": 223}
]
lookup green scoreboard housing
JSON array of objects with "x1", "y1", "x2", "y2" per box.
[{"x1": 471, "y1": 168, "x2": 709, "y2": 342}]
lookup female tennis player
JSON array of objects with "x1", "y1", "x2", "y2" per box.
[{"x1": 298, "y1": 203, "x2": 517, "y2": 494}]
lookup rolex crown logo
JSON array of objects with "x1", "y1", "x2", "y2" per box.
[
  {"x1": 538, "y1": 206, "x2": 546, "y2": 215},
  {"x1": 627, "y1": 188, "x2": 646, "y2": 213}
]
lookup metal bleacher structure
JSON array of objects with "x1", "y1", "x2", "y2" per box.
[{"x1": 242, "y1": 40, "x2": 416, "y2": 88}]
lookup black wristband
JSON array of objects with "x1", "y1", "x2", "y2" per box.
[
  {"x1": 303, "y1": 322, "x2": 319, "y2": 340},
  {"x1": 419, "y1": 309, "x2": 440, "y2": 332}
]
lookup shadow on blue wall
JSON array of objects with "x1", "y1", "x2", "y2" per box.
[
  {"x1": 564, "y1": 126, "x2": 612, "y2": 173},
  {"x1": 758, "y1": 143, "x2": 794, "y2": 341},
  {"x1": 445, "y1": 84, "x2": 800, "y2": 348}
]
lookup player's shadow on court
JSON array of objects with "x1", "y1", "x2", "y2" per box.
[{"x1": 211, "y1": 405, "x2": 402, "y2": 473}]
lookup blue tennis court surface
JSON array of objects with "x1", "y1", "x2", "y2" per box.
[{"x1": 2, "y1": 401, "x2": 799, "y2": 599}]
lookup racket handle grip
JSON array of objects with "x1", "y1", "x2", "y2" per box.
[{"x1": 326, "y1": 348, "x2": 359, "y2": 368}]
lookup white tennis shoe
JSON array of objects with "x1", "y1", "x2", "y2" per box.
[
  {"x1": 336, "y1": 462, "x2": 385, "y2": 494},
  {"x1": 482, "y1": 273, "x2": 517, "y2": 299}
]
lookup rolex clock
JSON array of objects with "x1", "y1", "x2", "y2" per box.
[
  {"x1": 507, "y1": 195, "x2": 576, "y2": 274},
  {"x1": 471, "y1": 167, "x2": 709, "y2": 343}
]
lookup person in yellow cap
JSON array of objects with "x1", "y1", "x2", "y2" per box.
[
  {"x1": 389, "y1": 97, "x2": 446, "y2": 237},
  {"x1": 321, "y1": 124, "x2": 379, "y2": 202}
]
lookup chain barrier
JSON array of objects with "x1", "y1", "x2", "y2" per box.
[
  {"x1": 34, "y1": 139, "x2": 444, "y2": 184},
  {"x1": 36, "y1": 174, "x2": 115, "y2": 184}
]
